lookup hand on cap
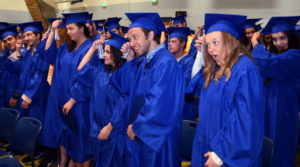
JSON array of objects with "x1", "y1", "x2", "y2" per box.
[
  {"x1": 51, "y1": 20, "x2": 62, "y2": 30},
  {"x1": 195, "y1": 36, "x2": 205, "y2": 52}
]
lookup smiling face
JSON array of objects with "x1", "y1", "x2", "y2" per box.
[
  {"x1": 272, "y1": 31, "x2": 288, "y2": 53},
  {"x1": 127, "y1": 27, "x2": 151, "y2": 57},
  {"x1": 103, "y1": 45, "x2": 115, "y2": 67},
  {"x1": 23, "y1": 31, "x2": 40, "y2": 47},
  {"x1": 3, "y1": 35, "x2": 17, "y2": 50},
  {"x1": 205, "y1": 31, "x2": 226, "y2": 66}
]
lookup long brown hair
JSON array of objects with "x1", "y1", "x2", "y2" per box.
[{"x1": 203, "y1": 32, "x2": 252, "y2": 89}]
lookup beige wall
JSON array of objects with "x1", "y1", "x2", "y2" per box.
[{"x1": 0, "y1": 0, "x2": 299, "y2": 27}]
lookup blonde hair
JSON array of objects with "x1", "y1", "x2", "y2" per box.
[{"x1": 203, "y1": 32, "x2": 252, "y2": 89}]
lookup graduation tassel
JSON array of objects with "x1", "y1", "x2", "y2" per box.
[{"x1": 191, "y1": 33, "x2": 205, "y2": 78}]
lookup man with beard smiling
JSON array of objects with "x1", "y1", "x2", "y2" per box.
[
  {"x1": 121, "y1": 12, "x2": 185, "y2": 167},
  {"x1": 17, "y1": 21, "x2": 50, "y2": 122}
]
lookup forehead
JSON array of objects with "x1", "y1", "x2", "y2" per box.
[
  {"x1": 206, "y1": 31, "x2": 222, "y2": 41},
  {"x1": 127, "y1": 27, "x2": 143, "y2": 36},
  {"x1": 104, "y1": 44, "x2": 110, "y2": 50},
  {"x1": 24, "y1": 31, "x2": 34, "y2": 35},
  {"x1": 272, "y1": 32, "x2": 286, "y2": 38},
  {"x1": 66, "y1": 23, "x2": 77, "y2": 28},
  {"x1": 3, "y1": 35, "x2": 15, "y2": 40},
  {"x1": 169, "y1": 37, "x2": 179, "y2": 41},
  {"x1": 245, "y1": 27, "x2": 255, "y2": 32}
]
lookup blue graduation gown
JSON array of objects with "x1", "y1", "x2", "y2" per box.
[
  {"x1": 126, "y1": 48, "x2": 185, "y2": 167},
  {"x1": 252, "y1": 44, "x2": 300, "y2": 167},
  {"x1": 188, "y1": 56, "x2": 264, "y2": 167},
  {"x1": 0, "y1": 52, "x2": 22, "y2": 108},
  {"x1": 18, "y1": 43, "x2": 50, "y2": 122},
  {"x1": 39, "y1": 39, "x2": 92, "y2": 164},
  {"x1": 80, "y1": 62, "x2": 126, "y2": 167},
  {"x1": 179, "y1": 54, "x2": 195, "y2": 121}
]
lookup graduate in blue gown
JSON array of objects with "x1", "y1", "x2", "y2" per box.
[
  {"x1": 75, "y1": 31, "x2": 129, "y2": 167},
  {"x1": 17, "y1": 21, "x2": 50, "y2": 121},
  {"x1": 0, "y1": 25, "x2": 23, "y2": 108},
  {"x1": 167, "y1": 27, "x2": 195, "y2": 120},
  {"x1": 104, "y1": 17, "x2": 123, "y2": 36},
  {"x1": 86, "y1": 13, "x2": 101, "y2": 42},
  {"x1": 39, "y1": 12, "x2": 93, "y2": 167},
  {"x1": 187, "y1": 13, "x2": 264, "y2": 167},
  {"x1": 241, "y1": 18, "x2": 262, "y2": 52},
  {"x1": 122, "y1": 12, "x2": 185, "y2": 167},
  {"x1": 251, "y1": 16, "x2": 300, "y2": 167}
]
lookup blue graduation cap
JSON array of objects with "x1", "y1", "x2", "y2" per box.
[
  {"x1": 19, "y1": 21, "x2": 43, "y2": 33},
  {"x1": 104, "y1": 17, "x2": 121, "y2": 31},
  {"x1": 0, "y1": 22, "x2": 10, "y2": 29},
  {"x1": 167, "y1": 27, "x2": 192, "y2": 41},
  {"x1": 62, "y1": 12, "x2": 90, "y2": 25},
  {"x1": 94, "y1": 19, "x2": 105, "y2": 26},
  {"x1": 86, "y1": 13, "x2": 93, "y2": 23},
  {"x1": 172, "y1": 14, "x2": 187, "y2": 26},
  {"x1": 255, "y1": 24, "x2": 262, "y2": 31},
  {"x1": 121, "y1": 26, "x2": 129, "y2": 34},
  {"x1": 295, "y1": 25, "x2": 300, "y2": 35},
  {"x1": 125, "y1": 12, "x2": 166, "y2": 35},
  {"x1": 204, "y1": 13, "x2": 247, "y2": 40},
  {"x1": 96, "y1": 25, "x2": 104, "y2": 32},
  {"x1": 0, "y1": 25, "x2": 18, "y2": 40},
  {"x1": 262, "y1": 16, "x2": 300, "y2": 34},
  {"x1": 105, "y1": 31, "x2": 129, "y2": 51},
  {"x1": 244, "y1": 18, "x2": 262, "y2": 30},
  {"x1": 48, "y1": 17, "x2": 66, "y2": 28}
]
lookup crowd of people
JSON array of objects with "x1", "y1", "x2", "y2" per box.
[{"x1": 0, "y1": 11, "x2": 299, "y2": 167}]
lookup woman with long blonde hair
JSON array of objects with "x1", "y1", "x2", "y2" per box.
[{"x1": 187, "y1": 13, "x2": 264, "y2": 167}]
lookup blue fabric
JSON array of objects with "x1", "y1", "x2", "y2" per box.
[
  {"x1": 19, "y1": 21, "x2": 43, "y2": 33},
  {"x1": 178, "y1": 54, "x2": 195, "y2": 120},
  {"x1": 0, "y1": 51, "x2": 22, "y2": 108},
  {"x1": 18, "y1": 42, "x2": 50, "y2": 123},
  {"x1": 188, "y1": 56, "x2": 264, "y2": 167},
  {"x1": 188, "y1": 37, "x2": 198, "y2": 58},
  {"x1": 39, "y1": 39, "x2": 93, "y2": 164},
  {"x1": 77, "y1": 62, "x2": 127, "y2": 167},
  {"x1": 252, "y1": 44, "x2": 300, "y2": 167},
  {"x1": 125, "y1": 48, "x2": 185, "y2": 166}
]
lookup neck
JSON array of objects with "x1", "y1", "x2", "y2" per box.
[
  {"x1": 147, "y1": 41, "x2": 159, "y2": 54},
  {"x1": 174, "y1": 49, "x2": 185, "y2": 59},
  {"x1": 31, "y1": 40, "x2": 40, "y2": 50},
  {"x1": 75, "y1": 36, "x2": 87, "y2": 50}
]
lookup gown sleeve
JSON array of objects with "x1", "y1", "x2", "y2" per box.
[
  {"x1": 252, "y1": 44, "x2": 300, "y2": 81},
  {"x1": 209, "y1": 68, "x2": 264, "y2": 166},
  {"x1": 132, "y1": 60, "x2": 185, "y2": 152}
]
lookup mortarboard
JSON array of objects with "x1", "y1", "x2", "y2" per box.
[
  {"x1": 167, "y1": 27, "x2": 192, "y2": 41},
  {"x1": 244, "y1": 18, "x2": 262, "y2": 30},
  {"x1": 105, "y1": 31, "x2": 129, "y2": 51},
  {"x1": 48, "y1": 17, "x2": 66, "y2": 28},
  {"x1": 0, "y1": 22, "x2": 10, "y2": 29},
  {"x1": 121, "y1": 26, "x2": 129, "y2": 34},
  {"x1": 295, "y1": 25, "x2": 300, "y2": 35},
  {"x1": 204, "y1": 13, "x2": 247, "y2": 40},
  {"x1": 262, "y1": 16, "x2": 300, "y2": 34},
  {"x1": 104, "y1": 17, "x2": 121, "y2": 31},
  {"x1": 0, "y1": 25, "x2": 18, "y2": 40},
  {"x1": 86, "y1": 13, "x2": 93, "y2": 24},
  {"x1": 19, "y1": 21, "x2": 43, "y2": 33},
  {"x1": 172, "y1": 14, "x2": 187, "y2": 26},
  {"x1": 62, "y1": 12, "x2": 90, "y2": 25},
  {"x1": 94, "y1": 19, "x2": 106, "y2": 26},
  {"x1": 125, "y1": 12, "x2": 166, "y2": 35}
]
